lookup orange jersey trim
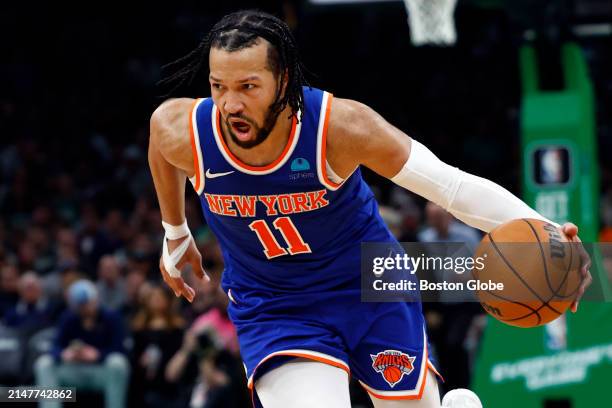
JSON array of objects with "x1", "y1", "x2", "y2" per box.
[
  {"x1": 246, "y1": 350, "x2": 350, "y2": 390},
  {"x1": 363, "y1": 374, "x2": 427, "y2": 401},
  {"x1": 189, "y1": 98, "x2": 203, "y2": 193},
  {"x1": 248, "y1": 350, "x2": 350, "y2": 407},
  {"x1": 319, "y1": 94, "x2": 341, "y2": 188},
  {"x1": 428, "y1": 360, "x2": 444, "y2": 383}
]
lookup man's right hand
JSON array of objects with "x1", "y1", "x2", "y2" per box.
[{"x1": 159, "y1": 236, "x2": 209, "y2": 303}]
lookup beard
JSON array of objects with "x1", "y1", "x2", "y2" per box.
[{"x1": 225, "y1": 103, "x2": 282, "y2": 149}]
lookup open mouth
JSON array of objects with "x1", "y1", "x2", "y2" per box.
[{"x1": 229, "y1": 119, "x2": 252, "y2": 141}]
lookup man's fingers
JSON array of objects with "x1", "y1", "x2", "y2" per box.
[
  {"x1": 172, "y1": 277, "x2": 195, "y2": 302},
  {"x1": 581, "y1": 273, "x2": 593, "y2": 294},
  {"x1": 571, "y1": 301, "x2": 578, "y2": 313},
  {"x1": 159, "y1": 259, "x2": 181, "y2": 297},
  {"x1": 175, "y1": 254, "x2": 208, "y2": 283},
  {"x1": 175, "y1": 279, "x2": 194, "y2": 302},
  {"x1": 190, "y1": 256, "x2": 209, "y2": 281},
  {"x1": 173, "y1": 242, "x2": 209, "y2": 282},
  {"x1": 571, "y1": 290, "x2": 583, "y2": 313},
  {"x1": 582, "y1": 257, "x2": 592, "y2": 275},
  {"x1": 571, "y1": 270, "x2": 592, "y2": 313},
  {"x1": 163, "y1": 266, "x2": 194, "y2": 302},
  {"x1": 561, "y1": 222, "x2": 578, "y2": 238},
  {"x1": 164, "y1": 267, "x2": 193, "y2": 302},
  {"x1": 558, "y1": 223, "x2": 593, "y2": 316},
  {"x1": 159, "y1": 260, "x2": 179, "y2": 296},
  {"x1": 159, "y1": 238, "x2": 206, "y2": 302}
]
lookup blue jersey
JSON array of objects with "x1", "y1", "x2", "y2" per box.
[
  {"x1": 189, "y1": 88, "x2": 436, "y2": 402},
  {"x1": 190, "y1": 87, "x2": 396, "y2": 294}
]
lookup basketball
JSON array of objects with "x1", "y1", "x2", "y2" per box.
[
  {"x1": 473, "y1": 218, "x2": 581, "y2": 328},
  {"x1": 383, "y1": 365, "x2": 403, "y2": 384}
]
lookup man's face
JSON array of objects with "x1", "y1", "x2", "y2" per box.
[
  {"x1": 20, "y1": 276, "x2": 41, "y2": 304},
  {"x1": 98, "y1": 255, "x2": 120, "y2": 283},
  {"x1": 209, "y1": 39, "x2": 282, "y2": 149},
  {"x1": 0, "y1": 266, "x2": 19, "y2": 292},
  {"x1": 78, "y1": 300, "x2": 97, "y2": 319}
]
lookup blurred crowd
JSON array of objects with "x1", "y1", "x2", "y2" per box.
[
  {"x1": 2, "y1": 2, "x2": 612, "y2": 408},
  {"x1": 0, "y1": 148, "x2": 250, "y2": 407}
]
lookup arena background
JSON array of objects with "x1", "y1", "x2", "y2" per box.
[{"x1": 1, "y1": 1, "x2": 611, "y2": 407}]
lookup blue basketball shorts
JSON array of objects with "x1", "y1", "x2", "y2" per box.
[{"x1": 225, "y1": 285, "x2": 442, "y2": 403}]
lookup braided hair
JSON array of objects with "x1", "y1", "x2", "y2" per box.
[{"x1": 158, "y1": 10, "x2": 308, "y2": 121}]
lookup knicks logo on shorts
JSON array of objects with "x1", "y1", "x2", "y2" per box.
[{"x1": 370, "y1": 350, "x2": 416, "y2": 387}]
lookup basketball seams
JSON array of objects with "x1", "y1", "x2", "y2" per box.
[
  {"x1": 477, "y1": 233, "x2": 543, "y2": 326},
  {"x1": 479, "y1": 291, "x2": 542, "y2": 326},
  {"x1": 476, "y1": 220, "x2": 582, "y2": 327},
  {"x1": 522, "y1": 219, "x2": 556, "y2": 296},
  {"x1": 487, "y1": 233, "x2": 559, "y2": 313},
  {"x1": 488, "y1": 232, "x2": 561, "y2": 315},
  {"x1": 524, "y1": 219, "x2": 579, "y2": 300}
]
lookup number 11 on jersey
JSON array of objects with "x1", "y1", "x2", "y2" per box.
[{"x1": 248, "y1": 217, "x2": 311, "y2": 259}]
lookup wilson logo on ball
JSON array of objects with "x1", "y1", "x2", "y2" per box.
[
  {"x1": 543, "y1": 223, "x2": 565, "y2": 259},
  {"x1": 370, "y1": 350, "x2": 416, "y2": 387}
]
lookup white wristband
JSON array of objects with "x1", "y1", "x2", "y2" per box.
[
  {"x1": 162, "y1": 233, "x2": 192, "y2": 278},
  {"x1": 162, "y1": 220, "x2": 190, "y2": 240}
]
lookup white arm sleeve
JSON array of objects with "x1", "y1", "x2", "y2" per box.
[{"x1": 390, "y1": 139, "x2": 558, "y2": 232}]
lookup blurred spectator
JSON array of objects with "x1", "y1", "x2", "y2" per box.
[
  {"x1": 18, "y1": 240, "x2": 38, "y2": 272},
  {"x1": 166, "y1": 327, "x2": 246, "y2": 408},
  {"x1": 0, "y1": 264, "x2": 20, "y2": 317},
  {"x1": 378, "y1": 205, "x2": 403, "y2": 239},
  {"x1": 34, "y1": 280, "x2": 129, "y2": 408},
  {"x1": 418, "y1": 202, "x2": 484, "y2": 393},
  {"x1": 165, "y1": 286, "x2": 244, "y2": 408},
  {"x1": 4, "y1": 271, "x2": 58, "y2": 334},
  {"x1": 389, "y1": 186, "x2": 422, "y2": 242},
  {"x1": 26, "y1": 225, "x2": 55, "y2": 273},
  {"x1": 129, "y1": 284, "x2": 185, "y2": 408},
  {"x1": 115, "y1": 145, "x2": 151, "y2": 198},
  {"x1": 124, "y1": 268, "x2": 148, "y2": 316},
  {"x1": 189, "y1": 288, "x2": 238, "y2": 355},
  {"x1": 418, "y1": 202, "x2": 481, "y2": 246},
  {"x1": 96, "y1": 255, "x2": 127, "y2": 311},
  {"x1": 125, "y1": 250, "x2": 155, "y2": 278},
  {"x1": 189, "y1": 344, "x2": 247, "y2": 408},
  {"x1": 103, "y1": 210, "x2": 127, "y2": 254},
  {"x1": 55, "y1": 228, "x2": 79, "y2": 267},
  {"x1": 41, "y1": 227, "x2": 80, "y2": 302},
  {"x1": 78, "y1": 205, "x2": 114, "y2": 275},
  {"x1": 51, "y1": 173, "x2": 79, "y2": 224}
]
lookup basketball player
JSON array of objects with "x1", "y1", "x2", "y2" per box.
[{"x1": 148, "y1": 10, "x2": 591, "y2": 408}]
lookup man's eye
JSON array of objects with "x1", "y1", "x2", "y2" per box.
[
  {"x1": 212, "y1": 83, "x2": 223, "y2": 90},
  {"x1": 243, "y1": 84, "x2": 255, "y2": 90}
]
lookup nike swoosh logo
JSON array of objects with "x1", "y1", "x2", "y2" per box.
[{"x1": 206, "y1": 169, "x2": 235, "y2": 179}]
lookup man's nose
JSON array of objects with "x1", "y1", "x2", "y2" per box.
[{"x1": 224, "y1": 94, "x2": 244, "y2": 114}]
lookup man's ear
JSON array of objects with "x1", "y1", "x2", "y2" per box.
[{"x1": 278, "y1": 69, "x2": 289, "y2": 96}]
